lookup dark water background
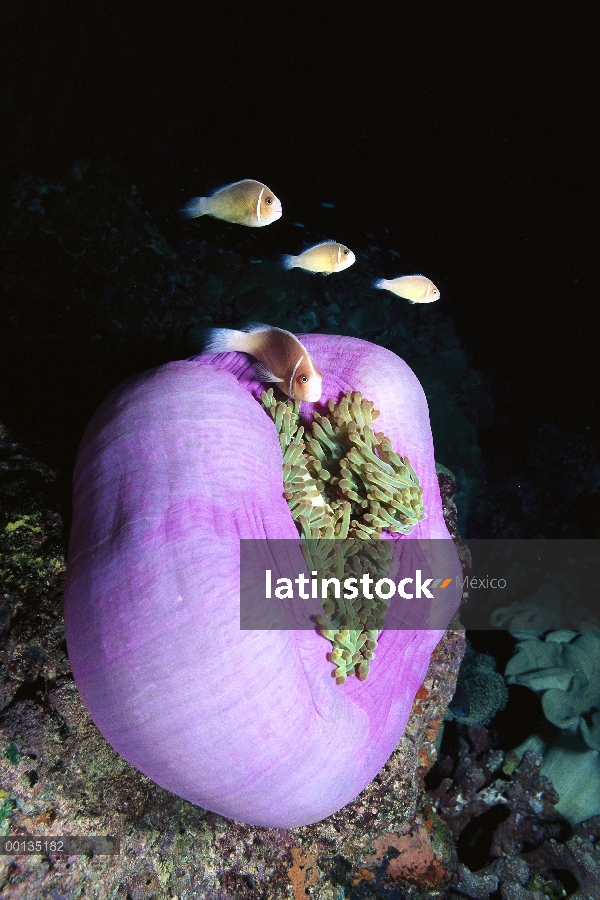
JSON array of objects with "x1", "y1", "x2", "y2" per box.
[{"x1": 1, "y1": 1, "x2": 598, "y2": 538}]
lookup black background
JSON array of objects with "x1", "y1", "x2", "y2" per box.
[{"x1": 1, "y1": 0, "x2": 598, "y2": 536}]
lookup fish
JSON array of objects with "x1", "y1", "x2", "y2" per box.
[
  {"x1": 180, "y1": 180, "x2": 282, "y2": 227},
  {"x1": 373, "y1": 274, "x2": 440, "y2": 303},
  {"x1": 203, "y1": 323, "x2": 322, "y2": 402},
  {"x1": 282, "y1": 241, "x2": 356, "y2": 275}
]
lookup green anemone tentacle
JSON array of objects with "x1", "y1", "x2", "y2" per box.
[{"x1": 261, "y1": 388, "x2": 427, "y2": 685}]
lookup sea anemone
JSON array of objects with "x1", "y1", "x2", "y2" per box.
[{"x1": 64, "y1": 334, "x2": 461, "y2": 827}]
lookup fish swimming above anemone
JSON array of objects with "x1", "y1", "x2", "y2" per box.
[
  {"x1": 203, "y1": 323, "x2": 322, "y2": 402},
  {"x1": 282, "y1": 241, "x2": 356, "y2": 274},
  {"x1": 180, "y1": 179, "x2": 282, "y2": 226},
  {"x1": 64, "y1": 334, "x2": 461, "y2": 828},
  {"x1": 373, "y1": 274, "x2": 440, "y2": 303}
]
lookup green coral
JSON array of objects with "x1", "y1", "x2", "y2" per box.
[
  {"x1": 506, "y1": 630, "x2": 600, "y2": 824},
  {"x1": 505, "y1": 630, "x2": 600, "y2": 749},
  {"x1": 261, "y1": 388, "x2": 426, "y2": 685},
  {"x1": 446, "y1": 643, "x2": 508, "y2": 726}
]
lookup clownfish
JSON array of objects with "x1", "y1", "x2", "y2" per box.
[
  {"x1": 180, "y1": 180, "x2": 282, "y2": 227},
  {"x1": 282, "y1": 241, "x2": 356, "y2": 275},
  {"x1": 203, "y1": 323, "x2": 322, "y2": 403},
  {"x1": 373, "y1": 275, "x2": 440, "y2": 303}
]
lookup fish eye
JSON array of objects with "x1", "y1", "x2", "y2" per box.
[
  {"x1": 300, "y1": 374, "x2": 308, "y2": 383},
  {"x1": 266, "y1": 197, "x2": 273, "y2": 204},
  {"x1": 343, "y1": 249, "x2": 348, "y2": 255}
]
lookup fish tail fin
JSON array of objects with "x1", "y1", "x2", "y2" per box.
[
  {"x1": 180, "y1": 196, "x2": 208, "y2": 218},
  {"x1": 202, "y1": 327, "x2": 248, "y2": 354},
  {"x1": 280, "y1": 254, "x2": 296, "y2": 270},
  {"x1": 372, "y1": 278, "x2": 387, "y2": 290}
]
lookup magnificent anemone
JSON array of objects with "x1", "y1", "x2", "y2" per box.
[{"x1": 64, "y1": 334, "x2": 461, "y2": 827}]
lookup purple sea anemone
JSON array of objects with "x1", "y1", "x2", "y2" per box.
[{"x1": 64, "y1": 334, "x2": 461, "y2": 827}]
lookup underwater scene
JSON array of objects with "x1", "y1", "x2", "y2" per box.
[{"x1": 0, "y1": 3, "x2": 598, "y2": 899}]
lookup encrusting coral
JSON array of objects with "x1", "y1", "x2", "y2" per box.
[
  {"x1": 430, "y1": 723, "x2": 600, "y2": 898},
  {"x1": 429, "y1": 726, "x2": 560, "y2": 857},
  {"x1": 262, "y1": 387, "x2": 426, "y2": 684}
]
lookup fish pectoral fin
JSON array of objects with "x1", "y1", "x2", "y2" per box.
[{"x1": 253, "y1": 362, "x2": 284, "y2": 383}]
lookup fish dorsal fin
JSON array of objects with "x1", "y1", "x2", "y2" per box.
[
  {"x1": 213, "y1": 178, "x2": 259, "y2": 192},
  {"x1": 205, "y1": 180, "x2": 242, "y2": 197},
  {"x1": 315, "y1": 238, "x2": 338, "y2": 246},
  {"x1": 242, "y1": 321, "x2": 284, "y2": 335},
  {"x1": 300, "y1": 239, "x2": 338, "y2": 251}
]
